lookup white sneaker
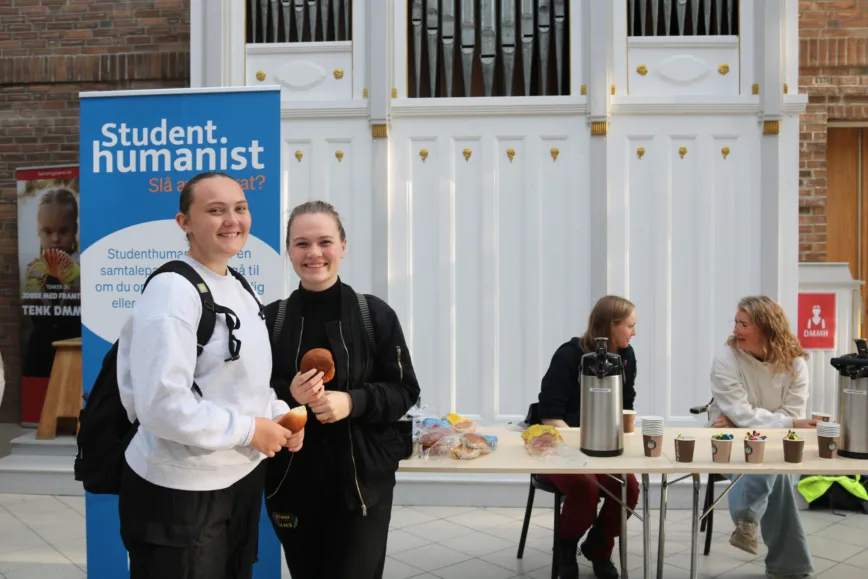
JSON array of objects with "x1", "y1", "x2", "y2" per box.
[{"x1": 729, "y1": 519, "x2": 759, "y2": 555}]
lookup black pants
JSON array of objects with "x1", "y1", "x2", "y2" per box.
[
  {"x1": 119, "y1": 460, "x2": 266, "y2": 579},
  {"x1": 266, "y1": 485, "x2": 393, "y2": 579}
]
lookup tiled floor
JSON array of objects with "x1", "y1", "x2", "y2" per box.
[{"x1": 0, "y1": 494, "x2": 867, "y2": 578}]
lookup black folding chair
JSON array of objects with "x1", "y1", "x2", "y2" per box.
[{"x1": 517, "y1": 474, "x2": 563, "y2": 579}]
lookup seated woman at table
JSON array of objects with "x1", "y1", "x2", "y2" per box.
[
  {"x1": 708, "y1": 295, "x2": 818, "y2": 579},
  {"x1": 537, "y1": 295, "x2": 639, "y2": 579}
]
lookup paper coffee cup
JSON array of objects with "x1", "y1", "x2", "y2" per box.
[
  {"x1": 783, "y1": 438, "x2": 805, "y2": 464},
  {"x1": 623, "y1": 410, "x2": 637, "y2": 434},
  {"x1": 812, "y1": 412, "x2": 831, "y2": 422},
  {"x1": 744, "y1": 439, "x2": 766, "y2": 464},
  {"x1": 674, "y1": 437, "x2": 696, "y2": 463},
  {"x1": 817, "y1": 422, "x2": 840, "y2": 437},
  {"x1": 818, "y1": 436, "x2": 838, "y2": 459},
  {"x1": 711, "y1": 438, "x2": 733, "y2": 463},
  {"x1": 643, "y1": 435, "x2": 663, "y2": 458},
  {"x1": 641, "y1": 416, "x2": 664, "y2": 438}
]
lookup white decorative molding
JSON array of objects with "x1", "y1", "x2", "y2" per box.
[
  {"x1": 246, "y1": 41, "x2": 353, "y2": 56},
  {"x1": 570, "y1": 0, "x2": 585, "y2": 97},
  {"x1": 587, "y1": 0, "x2": 612, "y2": 123},
  {"x1": 279, "y1": 102, "x2": 369, "y2": 118},
  {"x1": 656, "y1": 55, "x2": 711, "y2": 85},
  {"x1": 800, "y1": 263, "x2": 864, "y2": 290},
  {"x1": 612, "y1": 0, "x2": 628, "y2": 102},
  {"x1": 274, "y1": 61, "x2": 328, "y2": 91},
  {"x1": 352, "y1": 0, "x2": 367, "y2": 100},
  {"x1": 628, "y1": 36, "x2": 740, "y2": 50},
  {"x1": 611, "y1": 96, "x2": 759, "y2": 115},
  {"x1": 225, "y1": 0, "x2": 245, "y2": 86},
  {"x1": 782, "y1": 94, "x2": 809, "y2": 114},
  {"x1": 758, "y1": 0, "x2": 783, "y2": 119},
  {"x1": 784, "y1": 0, "x2": 799, "y2": 100},
  {"x1": 391, "y1": 97, "x2": 588, "y2": 118},
  {"x1": 80, "y1": 86, "x2": 281, "y2": 99}
]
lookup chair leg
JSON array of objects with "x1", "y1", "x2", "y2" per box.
[
  {"x1": 517, "y1": 478, "x2": 536, "y2": 559},
  {"x1": 703, "y1": 475, "x2": 716, "y2": 556},
  {"x1": 552, "y1": 492, "x2": 562, "y2": 579}
]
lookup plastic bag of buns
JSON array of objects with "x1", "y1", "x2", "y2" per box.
[
  {"x1": 421, "y1": 433, "x2": 461, "y2": 459},
  {"x1": 422, "y1": 432, "x2": 498, "y2": 460},
  {"x1": 419, "y1": 426, "x2": 454, "y2": 454},
  {"x1": 522, "y1": 425, "x2": 563, "y2": 457},
  {"x1": 521, "y1": 425, "x2": 589, "y2": 466},
  {"x1": 445, "y1": 413, "x2": 478, "y2": 434}
]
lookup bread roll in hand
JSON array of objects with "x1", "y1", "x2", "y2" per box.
[
  {"x1": 278, "y1": 406, "x2": 308, "y2": 433},
  {"x1": 300, "y1": 348, "x2": 335, "y2": 383}
]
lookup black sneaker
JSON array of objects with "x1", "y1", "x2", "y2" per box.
[
  {"x1": 580, "y1": 539, "x2": 619, "y2": 579},
  {"x1": 557, "y1": 536, "x2": 580, "y2": 579}
]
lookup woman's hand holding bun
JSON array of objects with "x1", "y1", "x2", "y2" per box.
[
  {"x1": 289, "y1": 368, "x2": 325, "y2": 405},
  {"x1": 300, "y1": 349, "x2": 335, "y2": 383}
]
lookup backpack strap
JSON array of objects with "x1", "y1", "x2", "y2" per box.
[
  {"x1": 142, "y1": 261, "x2": 216, "y2": 361},
  {"x1": 269, "y1": 291, "x2": 375, "y2": 352},
  {"x1": 142, "y1": 260, "x2": 247, "y2": 395},
  {"x1": 356, "y1": 292, "x2": 376, "y2": 352},
  {"x1": 271, "y1": 298, "x2": 289, "y2": 346},
  {"x1": 227, "y1": 266, "x2": 265, "y2": 320}
]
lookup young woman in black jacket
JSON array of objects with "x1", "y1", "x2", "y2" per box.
[
  {"x1": 263, "y1": 201, "x2": 420, "y2": 579},
  {"x1": 537, "y1": 295, "x2": 640, "y2": 579}
]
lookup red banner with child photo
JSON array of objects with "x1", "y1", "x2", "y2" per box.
[{"x1": 16, "y1": 165, "x2": 81, "y2": 424}]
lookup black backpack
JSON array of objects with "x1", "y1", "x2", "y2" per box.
[
  {"x1": 270, "y1": 291, "x2": 376, "y2": 351},
  {"x1": 74, "y1": 260, "x2": 260, "y2": 495}
]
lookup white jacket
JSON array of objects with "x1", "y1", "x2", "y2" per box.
[
  {"x1": 707, "y1": 345, "x2": 809, "y2": 429},
  {"x1": 117, "y1": 256, "x2": 288, "y2": 491}
]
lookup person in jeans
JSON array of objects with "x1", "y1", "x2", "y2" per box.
[
  {"x1": 536, "y1": 296, "x2": 640, "y2": 579},
  {"x1": 708, "y1": 295, "x2": 818, "y2": 579}
]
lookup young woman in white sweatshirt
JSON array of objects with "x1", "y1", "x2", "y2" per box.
[
  {"x1": 708, "y1": 296, "x2": 817, "y2": 579},
  {"x1": 116, "y1": 172, "x2": 304, "y2": 579}
]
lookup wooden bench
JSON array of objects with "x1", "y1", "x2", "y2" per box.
[{"x1": 36, "y1": 337, "x2": 82, "y2": 440}]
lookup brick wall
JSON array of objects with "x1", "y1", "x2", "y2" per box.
[
  {"x1": 0, "y1": 1, "x2": 190, "y2": 422},
  {"x1": 799, "y1": 0, "x2": 868, "y2": 262}
]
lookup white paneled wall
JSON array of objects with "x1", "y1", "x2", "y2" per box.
[
  {"x1": 389, "y1": 114, "x2": 591, "y2": 422},
  {"x1": 610, "y1": 117, "x2": 763, "y2": 423},
  {"x1": 799, "y1": 264, "x2": 864, "y2": 419},
  {"x1": 280, "y1": 118, "x2": 374, "y2": 295}
]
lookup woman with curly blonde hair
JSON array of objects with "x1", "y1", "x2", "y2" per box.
[{"x1": 708, "y1": 296, "x2": 817, "y2": 579}]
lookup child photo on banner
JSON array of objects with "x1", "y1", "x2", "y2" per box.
[{"x1": 16, "y1": 166, "x2": 81, "y2": 425}]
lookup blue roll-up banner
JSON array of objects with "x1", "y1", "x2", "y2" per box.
[{"x1": 79, "y1": 86, "x2": 283, "y2": 579}]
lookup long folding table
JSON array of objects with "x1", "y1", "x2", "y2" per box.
[
  {"x1": 663, "y1": 427, "x2": 868, "y2": 579},
  {"x1": 399, "y1": 426, "x2": 671, "y2": 579},
  {"x1": 398, "y1": 425, "x2": 868, "y2": 579}
]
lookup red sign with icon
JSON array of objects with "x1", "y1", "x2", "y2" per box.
[{"x1": 797, "y1": 293, "x2": 836, "y2": 349}]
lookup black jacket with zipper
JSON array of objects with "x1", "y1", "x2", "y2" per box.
[
  {"x1": 537, "y1": 338, "x2": 637, "y2": 427},
  {"x1": 263, "y1": 280, "x2": 420, "y2": 514}
]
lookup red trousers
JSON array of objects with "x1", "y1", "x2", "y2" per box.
[{"x1": 537, "y1": 473, "x2": 640, "y2": 558}]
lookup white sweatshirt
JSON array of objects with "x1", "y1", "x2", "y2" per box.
[
  {"x1": 707, "y1": 345, "x2": 809, "y2": 429},
  {"x1": 117, "y1": 256, "x2": 289, "y2": 491}
]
